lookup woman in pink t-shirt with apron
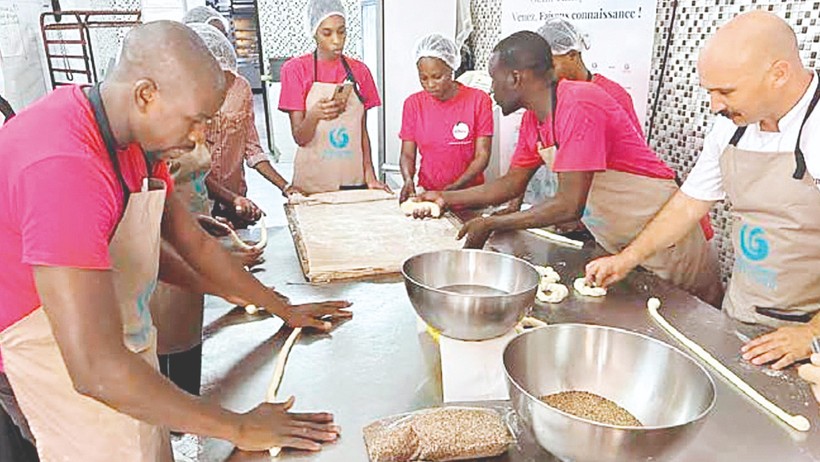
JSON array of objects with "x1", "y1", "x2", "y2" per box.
[
  {"x1": 398, "y1": 34, "x2": 494, "y2": 203},
  {"x1": 278, "y1": 0, "x2": 388, "y2": 194}
]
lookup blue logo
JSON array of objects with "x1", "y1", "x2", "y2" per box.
[
  {"x1": 329, "y1": 127, "x2": 350, "y2": 149},
  {"x1": 125, "y1": 279, "x2": 158, "y2": 350},
  {"x1": 580, "y1": 205, "x2": 604, "y2": 230},
  {"x1": 739, "y1": 224, "x2": 769, "y2": 262}
]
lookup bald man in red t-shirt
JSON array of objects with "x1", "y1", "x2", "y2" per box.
[{"x1": 0, "y1": 21, "x2": 348, "y2": 460}]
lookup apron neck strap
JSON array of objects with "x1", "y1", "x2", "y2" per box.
[
  {"x1": 729, "y1": 70, "x2": 820, "y2": 180},
  {"x1": 88, "y1": 83, "x2": 131, "y2": 205},
  {"x1": 728, "y1": 126, "x2": 747, "y2": 147},
  {"x1": 550, "y1": 80, "x2": 559, "y2": 149},
  {"x1": 793, "y1": 69, "x2": 820, "y2": 180},
  {"x1": 312, "y1": 50, "x2": 365, "y2": 104}
]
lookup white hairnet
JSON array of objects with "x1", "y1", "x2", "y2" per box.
[
  {"x1": 305, "y1": 0, "x2": 346, "y2": 37},
  {"x1": 536, "y1": 17, "x2": 590, "y2": 55},
  {"x1": 188, "y1": 23, "x2": 237, "y2": 72},
  {"x1": 182, "y1": 6, "x2": 230, "y2": 33},
  {"x1": 414, "y1": 33, "x2": 461, "y2": 71}
]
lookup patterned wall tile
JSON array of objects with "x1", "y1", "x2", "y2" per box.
[
  {"x1": 257, "y1": 0, "x2": 363, "y2": 68},
  {"x1": 469, "y1": 0, "x2": 820, "y2": 283}
]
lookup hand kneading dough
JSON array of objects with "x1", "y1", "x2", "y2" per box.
[
  {"x1": 537, "y1": 283, "x2": 569, "y2": 303},
  {"x1": 573, "y1": 278, "x2": 607, "y2": 297},
  {"x1": 400, "y1": 200, "x2": 442, "y2": 218}
]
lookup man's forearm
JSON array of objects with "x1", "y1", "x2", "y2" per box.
[
  {"x1": 448, "y1": 157, "x2": 488, "y2": 190},
  {"x1": 485, "y1": 195, "x2": 582, "y2": 232},
  {"x1": 621, "y1": 191, "x2": 715, "y2": 265},
  {"x1": 255, "y1": 161, "x2": 289, "y2": 191},
  {"x1": 90, "y1": 347, "x2": 241, "y2": 439},
  {"x1": 158, "y1": 240, "x2": 234, "y2": 298},
  {"x1": 35, "y1": 267, "x2": 241, "y2": 442},
  {"x1": 443, "y1": 167, "x2": 534, "y2": 208},
  {"x1": 205, "y1": 175, "x2": 238, "y2": 205},
  {"x1": 162, "y1": 194, "x2": 285, "y2": 312}
]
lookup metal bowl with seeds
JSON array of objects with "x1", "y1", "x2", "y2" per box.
[{"x1": 503, "y1": 324, "x2": 716, "y2": 462}]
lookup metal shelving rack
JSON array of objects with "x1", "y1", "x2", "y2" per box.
[{"x1": 39, "y1": 10, "x2": 141, "y2": 89}]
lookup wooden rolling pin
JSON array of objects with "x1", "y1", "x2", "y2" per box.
[{"x1": 647, "y1": 298, "x2": 811, "y2": 432}]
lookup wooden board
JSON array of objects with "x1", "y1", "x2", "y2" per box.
[{"x1": 285, "y1": 192, "x2": 464, "y2": 283}]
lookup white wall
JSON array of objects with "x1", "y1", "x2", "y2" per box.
[
  {"x1": 141, "y1": 0, "x2": 202, "y2": 23},
  {"x1": 0, "y1": 0, "x2": 51, "y2": 112},
  {"x1": 382, "y1": 0, "x2": 457, "y2": 168}
]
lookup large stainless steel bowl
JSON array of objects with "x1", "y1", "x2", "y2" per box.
[
  {"x1": 402, "y1": 249, "x2": 539, "y2": 341},
  {"x1": 504, "y1": 324, "x2": 716, "y2": 462}
]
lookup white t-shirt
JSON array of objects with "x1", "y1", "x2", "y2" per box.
[{"x1": 682, "y1": 73, "x2": 820, "y2": 201}]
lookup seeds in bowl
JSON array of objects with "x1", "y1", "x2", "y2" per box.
[{"x1": 540, "y1": 391, "x2": 642, "y2": 427}]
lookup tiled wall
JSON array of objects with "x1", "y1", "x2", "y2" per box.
[
  {"x1": 257, "y1": 0, "x2": 363, "y2": 66},
  {"x1": 469, "y1": 0, "x2": 820, "y2": 282}
]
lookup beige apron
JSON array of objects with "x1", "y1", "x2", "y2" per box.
[
  {"x1": 582, "y1": 171, "x2": 723, "y2": 306},
  {"x1": 151, "y1": 144, "x2": 211, "y2": 354},
  {"x1": 536, "y1": 88, "x2": 723, "y2": 306},
  {"x1": 0, "y1": 178, "x2": 170, "y2": 462},
  {"x1": 719, "y1": 74, "x2": 820, "y2": 327},
  {"x1": 292, "y1": 81, "x2": 366, "y2": 194},
  {"x1": 0, "y1": 84, "x2": 170, "y2": 461}
]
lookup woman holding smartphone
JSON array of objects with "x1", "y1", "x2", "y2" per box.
[{"x1": 279, "y1": 0, "x2": 388, "y2": 194}]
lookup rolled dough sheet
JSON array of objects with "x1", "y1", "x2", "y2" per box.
[{"x1": 288, "y1": 191, "x2": 464, "y2": 282}]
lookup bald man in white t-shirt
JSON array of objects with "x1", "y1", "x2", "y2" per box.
[{"x1": 586, "y1": 11, "x2": 820, "y2": 371}]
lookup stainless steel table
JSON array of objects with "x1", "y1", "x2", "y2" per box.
[{"x1": 193, "y1": 226, "x2": 820, "y2": 461}]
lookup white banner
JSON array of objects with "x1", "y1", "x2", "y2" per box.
[{"x1": 500, "y1": 0, "x2": 658, "y2": 128}]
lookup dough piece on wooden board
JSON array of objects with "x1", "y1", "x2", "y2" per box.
[
  {"x1": 573, "y1": 277, "x2": 607, "y2": 297},
  {"x1": 400, "y1": 200, "x2": 442, "y2": 218}
]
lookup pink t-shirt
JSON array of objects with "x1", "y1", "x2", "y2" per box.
[
  {"x1": 278, "y1": 53, "x2": 381, "y2": 112},
  {"x1": 399, "y1": 84, "x2": 494, "y2": 191},
  {"x1": 0, "y1": 85, "x2": 173, "y2": 358},
  {"x1": 591, "y1": 74, "x2": 644, "y2": 138},
  {"x1": 510, "y1": 79, "x2": 675, "y2": 180}
]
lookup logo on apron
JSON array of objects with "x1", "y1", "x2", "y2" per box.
[
  {"x1": 736, "y1": 224, "x2": 777, "y2": 290},
  {"x1": 127, "y1": 279, "x2": 158, "y2": 351},
  {"x1": 739, "y1": 224, "x2": 769, "y2": 261},
  {"x1": 581, "y1": 204, "x2": 604, "y2": 229},
  {"x1": 452, "y1": 122, "x2": 470, "y2": 141},
  {"x1": 329, "y1": 127, "x2": 350, "y2": 149}
]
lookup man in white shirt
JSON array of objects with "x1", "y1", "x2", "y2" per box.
[{"x1": 586, "y1": 10, "x2": 820, "y2": 370}]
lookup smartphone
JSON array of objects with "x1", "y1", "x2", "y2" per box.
[{"x1": 333, "y1": 82, "x2": 354, "y2": 106}]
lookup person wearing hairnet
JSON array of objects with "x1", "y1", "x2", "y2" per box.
[
  {"x1": 149, "y1": 22, "x2": 263, "y2": 398},
  {"x1": 498, "y1": 17, "x2": 650, "y2": 217},
  {"x1": 587, "y1": 11, "x2": 820, "y2": 370},
  {"x1": 183, "y1": 10, "x2": 277, "y2": 229},
  {"x1": 398, "y1": 34, "x2": 493, "y2": 203},
  {"x1": 182, "y1": 5, "x2": 230, "y2": 35},
  {"x1": 415, "y1": 31, "x2": 724, "y2": 308},
  {"x1": 278, "y1": 0, "x2": 388, "y2": 194},
  {"x1": 539, "y1": 17, "x2": 644, "y2": 136}
]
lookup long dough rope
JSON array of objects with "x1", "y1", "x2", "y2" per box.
[
  {"x1": 199, "y1": 215, "x2": 268, "y2": 251},
  {"x1": 647, "y1": 297, "x2": 811, "y2": 432},
  {"x1": 266, "y1": 327, "x2": 303, "y2": 458},
  {"x1": 526, "y1": 228, "x2": 584, "y2": 249}
]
